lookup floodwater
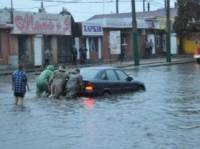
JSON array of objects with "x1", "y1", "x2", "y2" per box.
[{"x1": 0, "y1": 63, "x2": 200, "y2": 149}]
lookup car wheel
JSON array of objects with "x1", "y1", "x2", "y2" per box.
[{"x1": 103, "y1": 91, "x2": 111, "y2": 97}]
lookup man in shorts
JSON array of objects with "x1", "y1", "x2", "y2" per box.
[{"x1": 12, "y1": 64, "x2": 29, "y2": 106}]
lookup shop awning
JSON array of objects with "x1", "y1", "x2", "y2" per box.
[{"x1": 0, "y1": 24, "x2": 13, "y2": 29}]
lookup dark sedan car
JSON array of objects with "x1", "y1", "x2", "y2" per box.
[{"x1": 79, "y1": 66, "x2": 145, "y2": 96}]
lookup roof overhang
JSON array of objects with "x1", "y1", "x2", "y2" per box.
[{"x1": 0, "y1": 24, "x2": 13, "y2": 29}]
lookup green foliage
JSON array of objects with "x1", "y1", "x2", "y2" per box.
[{"x1": 174, "y1": 0, "x2": 200, "y2": 35}]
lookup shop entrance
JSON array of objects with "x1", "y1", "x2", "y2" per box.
[
  {"x1": 18, "y1": 35, "x2": 32, "y2": 66},
  {"x1": 43, "y1": 36, "x2": 52, "y2": 51},
  {"x1": 57, "y1": 36, "x2": 72, "y2": 63}
]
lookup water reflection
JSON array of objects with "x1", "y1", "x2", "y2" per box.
[{"x1": 83, "y1": 97, "x2": 96, "y2": 110}]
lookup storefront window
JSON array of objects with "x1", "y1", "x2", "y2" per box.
[
  {"x1": 18, "y1": 35, "x2": 30, "y2": 64},
  {"x1": 121, "y1": 32, "x2": 129, "y2": 47},
  {"x1": 89, "y1": 38, "x2": 98, "y2": 52},
  {"x1": 44, "y1": 36, "x2": 52, "y2": 50},
  {"x1": 155, "y1": 34, "x2": 162, "y2": 49},
  {"x1": 57, "y1": 36, "x2": 72, "y2": 63},
  {"x1": 121, "y1": 32, "x2": 129, "y2": 58}
]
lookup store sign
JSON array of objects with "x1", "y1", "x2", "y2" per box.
[
  {"x1": 12, "y1": 11, "x2": 71, "y2": 35},
  {"x1": 109, "y1": 31, "x2": 121, "y2": 55},
  {"x1": 82, "y1": 23, "x2": 103, "y2": 36},
  {"x1": 96, "y1": 18, "x2": 160, "y2": 29},
  {"x1": 105, "y1": 18, "x2": 132, "y2": 28}
]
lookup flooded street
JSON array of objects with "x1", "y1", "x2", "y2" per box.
[{"x1": 1, "y1": 63, "x2": 200, "y2": 149}]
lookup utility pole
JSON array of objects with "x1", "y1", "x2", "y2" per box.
[
  {"x1": 116, "y1": 0, "x2": 119, "y2": 13},
  {"x1": 10, "y1": 0, "x2": 13, "y2": 24},
  {"x1": 39, "y1": 0, "x2": 45, "y2": 12},
  {"x1": 41, "y1": 0, "x2": 44, "y2": 9},
  {"x1": 131, "y1": 0, "x2": 139, "y2": 66},
  {"x1": 143, "y1": 0, "x2": 145, "y2": 12},
  {"x1": 166, "y1": 0, "x2": 171, "y2": 62},
  {"x1": 147, "y1": 1, "x2": 150, "y2": 12}
]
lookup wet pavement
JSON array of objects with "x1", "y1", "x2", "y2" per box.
[{"x1": 0, "y1": 63, "x2": 200, "y2": 149}]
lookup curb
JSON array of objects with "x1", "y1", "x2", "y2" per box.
[
  {"x1": 118, "y1": 59, "x2": 194, "y2": 69},
  {"x1": 0, "y1": 59, "x2": 195, "y2": 76}
]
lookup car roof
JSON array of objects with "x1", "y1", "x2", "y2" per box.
[{"x1": 80, "y1": 66, "x2": 117, "y2": 70}]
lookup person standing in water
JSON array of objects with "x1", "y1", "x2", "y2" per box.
[{"x1": 12, "y1": 64, "x2": 29, "y2": 106}]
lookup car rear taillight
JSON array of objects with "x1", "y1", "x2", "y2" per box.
[{"x1": 85, "y1": 82, "x2": 94, "y2": 91}]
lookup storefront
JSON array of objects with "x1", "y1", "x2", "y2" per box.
[
  {"x1": 0, "y1": 9, "x2": 13, "y2": 65},
  {"x1": 87, "y1": 8, "x2": 178, "y2": 61},
  {"x1": 12, "y1": 11, "x2": 71, "y2": 67},
  {"x1": 104, "y1": 29, "x2": 132, "y2": 61},
  {"x1": 76, "y1": 22, "x2": 103, "y2": 63},
  {"x1": 101, "y1": 19, "x2": 162, "y2": 60},
  {"x1": 0, "y1": 29, "x2": 10, "y2": 65},
  {"x1": 57, "y1": 36, "x2": 73, "y2": 63}
]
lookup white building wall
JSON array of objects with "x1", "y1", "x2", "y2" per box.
[
  {"x1": 33, "y1": 35, "x2": 42, "y2": 66},
  {"x1": 98, "y1": 38, "x2": 102, "y2": 59},
  {"x1": 170, "y1": 33, "x2": 177, "y2": 54},
  {"x1": 86, "y1": 38, "x2": 90, "y2": 59}
]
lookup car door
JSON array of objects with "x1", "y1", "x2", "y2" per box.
[
  {"x1": 94, "y1": 70, "x2": 109, "y2": 94},
  {"x1": 115, "y1": 69, "x2": 135, "y2": 91},
  {"x1": 104, "y1": 69, "x2": 121, "y2": 93}
]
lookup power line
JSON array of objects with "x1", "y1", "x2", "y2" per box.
[
  {"x1": 0, "y1": 0, "x2": 175, "y2": 14},
  {"x1": 16, "y1": 3, "x2": 63, "y2": 9},
  {"x1": 32, "y1": 0, "x2": 130, "y2": 4},
  {"x1": 11, "y1": 0, "x2": 127, "y2": 10}
]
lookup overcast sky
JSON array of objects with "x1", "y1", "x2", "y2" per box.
[{"x1": 1, "y1": 0, "x2": 177, "y2": 22}]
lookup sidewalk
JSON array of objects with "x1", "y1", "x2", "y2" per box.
[
  {"x1": 113, "y1": 55, "x2": 194, "y2": 69},
  {"x1": 0, "y1": 55, "x2": 195, "y2": 76}
]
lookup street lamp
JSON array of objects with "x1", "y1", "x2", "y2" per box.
[{"x1": 131, "y1": 0, "x2": 139, "y2": 66}]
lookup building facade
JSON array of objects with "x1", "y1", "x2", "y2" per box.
[
  {"x1": 0, "y1": 9, "x2": 13, "y2": 66},
  {"x1": 12, "y1": 11, "x2": 72, "y2": 67},
  {"x1": 87, "y1": 8, "x2": 178, "y2": 62},
  {"x1": 0, "y1": 9, "x2": 74, "y2": 67}
]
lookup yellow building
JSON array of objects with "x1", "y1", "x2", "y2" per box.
[
  {"x1": 183, "y1": 38, "x2": 198, "y2": 54},
  {"x1": 182, "y1": 33, "x2": 200, "y2": 54}
]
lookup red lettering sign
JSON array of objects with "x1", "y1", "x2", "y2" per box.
[{"x1": 13, "y1": 12, "x2": 71, "y2": 35}]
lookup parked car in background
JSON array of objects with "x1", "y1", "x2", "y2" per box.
[
  {"x1": 193, "y1": 47, "x2": 200, "y2": 64},
  {"x1": 79, "y1": 66, "x2": 145, "y2": 97}
]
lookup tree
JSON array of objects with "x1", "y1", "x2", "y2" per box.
[{"x1": 174, "y1": 0, "x2": 200, "y2": 53}]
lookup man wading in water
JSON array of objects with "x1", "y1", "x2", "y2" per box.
[{"x1": 12, "y1": 64, "x2": 29, "y2": 106}]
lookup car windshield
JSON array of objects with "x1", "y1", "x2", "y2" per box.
[{"x1": 80, "y1": 69, "x2": 99, "y2": 80}]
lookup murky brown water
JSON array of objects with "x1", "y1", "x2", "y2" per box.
[{"x1": 0, "y1": 63, "x2": 200, "y2": 149}]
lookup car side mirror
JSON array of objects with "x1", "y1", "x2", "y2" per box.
[{"x1": 126, "y1": 76, "x2": 133, "y2": 81}]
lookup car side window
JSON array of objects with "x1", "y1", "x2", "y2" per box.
[
  {"x1": 106, "y1": 70, "x2": 118, "y2": 81},
  {"x1": 116, "y1": 70, "x2": 128, "y2": 81},
  {"x1": 100, "y1": 71, "x2": 108, "y2": 80}
]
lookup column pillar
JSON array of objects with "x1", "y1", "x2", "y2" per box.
[{"x1": 86, "y1": 37, "x2": 90, "y2": 59}]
